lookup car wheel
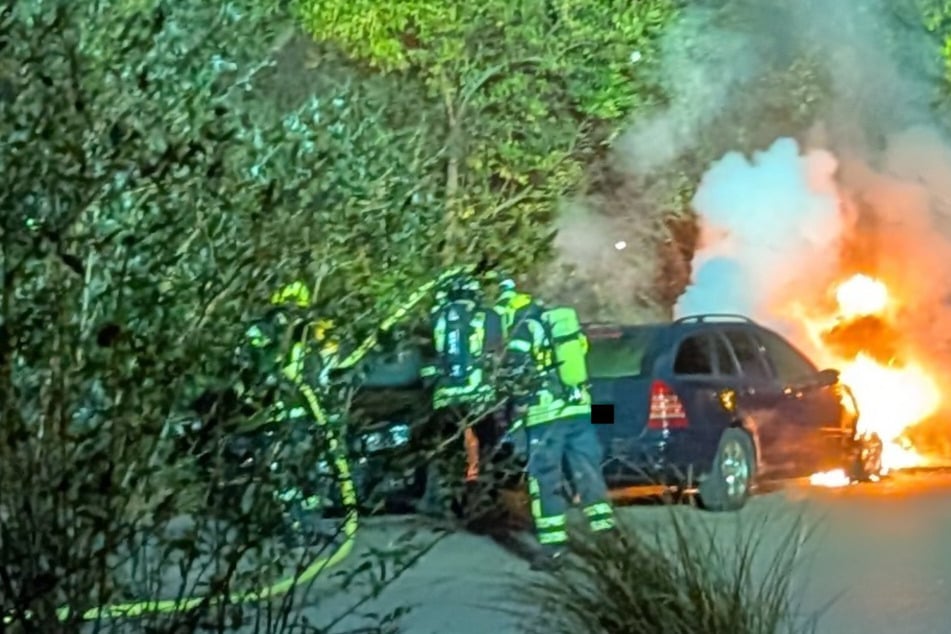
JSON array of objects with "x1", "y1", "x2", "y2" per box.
[{"x1": 698, "y1": 428, "x2": 756, "y2": 512}]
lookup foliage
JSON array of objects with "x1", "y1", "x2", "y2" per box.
[
  {"x1": 0, "y1": 0, "x2": 440, "y2": 628},
  {"x1": 920, "y1": 0, "x2": 951, "y2": 94},
  {"x1": 515, "y1": 511, "x2": 819, "y2": 634},
  {"x1": 294, "y1": 0, "x2": 681, "y2": 273}
]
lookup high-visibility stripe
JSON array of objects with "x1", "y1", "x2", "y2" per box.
[
  {"x1": 507, "y1": 339, "x2": 532, "y2": 352},
  {"x1": 432, "y1": 384, "x2": 495, "y2": 409},
  {"x1": 583, "y1": 501, "x2": 616, "y2": 532},
  {"x1": 538, "y1": 529, "x2": 568, "y2": 545},
  {"x1": 583, "y1": 502, "x2": 613, "y2": 518},
  {"x1": 528, "y1": 477, "x2": 542, "y2": 519},
  {"x1": 433, "y1": 368, "x2": 489, "y2": 394},
  {"x1": 524, "y1": 401, "x2": 590, "y2": 426},
  {"x1": 589, "y1": 518, "x2": 616, "y2": 532},
  {"x1": 536, "y1": 514, "x2": 567, "y2": 529}
]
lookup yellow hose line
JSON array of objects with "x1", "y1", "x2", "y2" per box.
[
  {"x1": 3, "y1": 386, "x2": 356, "y2": 623},
  {"x1": 336, "y1": 265, "x2": 474, "y2": 371},
  {"x1": 3, "y1": 268, "x2": 461, "y2": 625}
]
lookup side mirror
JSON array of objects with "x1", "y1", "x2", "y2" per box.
[{"x1": 816, "y1": 368, "x2": 840, "y2": 387}]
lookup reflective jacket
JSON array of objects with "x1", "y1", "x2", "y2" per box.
[
  {"x1": 243, "y1": 312, "x2": 338, "y2": 423},
  {"x1": 421, "y1": 298, "x2": 502, "y2": 410},
  {"x1": 499, "y1": 296, "x2": 591, "y2": 427},
  {"x1": 494, "y1": 289, "x2": 533, "y2": 335}
]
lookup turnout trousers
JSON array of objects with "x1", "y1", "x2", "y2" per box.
[{"x1": 526, "y1": 415, "x2": 615, "y2": 550}]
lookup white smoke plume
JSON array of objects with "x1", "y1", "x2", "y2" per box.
[
  {"x1": 660, "y1": 0, "x2": 951, "y2": 452},
  {"x1": 552, "y1": 0, "x2": 951, "y2": 349},
  {"x1": 674, "y1": 138, "x2": 843, "y2": 331},
  {"x1": 655, "y1": 0, "x2": 951, "y2": 341},
  {"x1": 615, "y1": 5, "x2": 761, "y2": 175}
]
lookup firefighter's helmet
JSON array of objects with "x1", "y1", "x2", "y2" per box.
[
  {"x1": 435, "y1": 271, "x2": 481, "y2": 303},
  {"x1": 314, "y1": 318, "x2": 335, "y2": 342},
  {"x1": 498, "y1": 276, "x2": 516, "y2": 294},
  {"x1": 270, "y1": 281, "x2": 311, "y2": 308}
]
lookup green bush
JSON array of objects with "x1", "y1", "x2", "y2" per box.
[
  {"x1": 0, "y1": 0, "x2": 443, "y2": 629},
  {"x1": 514, "y1": 510, "x2": 819, "y2": 634}
]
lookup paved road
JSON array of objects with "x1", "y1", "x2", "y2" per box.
[{"x1": 303, "y1": 471, "x2": 951, "y2": 634}]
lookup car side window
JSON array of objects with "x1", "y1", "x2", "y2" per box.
[
  {"x1": 673, "y1": 334, "x2": 714, "y2": 375},
  {"x1": 588, "y1": 331, "x2": 653, "y2": 378},
  {"x1": 755, "y1": 329, "x2": 817, "y2": 383},
  {"x1": 722, "y1": 330, "x2": 771, "y2": 381},
  {"x1": 712, "y1": 334, "x2": 739, "y2": 376}
]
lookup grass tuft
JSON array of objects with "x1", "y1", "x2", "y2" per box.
[{"x1": 514, "y1": 508, "x2": 820, "y2": 634}]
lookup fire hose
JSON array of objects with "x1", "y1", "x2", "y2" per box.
[{"x1": 2, "y1": 266, "x2": 470, "y2": 625}]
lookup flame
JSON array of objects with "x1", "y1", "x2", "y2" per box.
[
  {"x1": 809, "y1": 468, "x2": 852, "y2": 487},
  {"x1": 834, "y1": 274, "x2": 889, "y2": 319},
  {"x1": 809, "y1": 467, "x2": 880, "y2": 487},
  {"x1": 802, "y1": 273, "x2": 941, "y2": 486}
]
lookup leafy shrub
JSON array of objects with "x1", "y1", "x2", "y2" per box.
[
  {"x1": 514, "y1": 510, "x2": 819, "y2": 634},
  {"x1": 0, "y1": 0, "x2": 443, "y2": 630}
]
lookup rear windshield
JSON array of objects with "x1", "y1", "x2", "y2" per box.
[{"x1": 587, "y1": 328, "x2": 657, "y2": 378}]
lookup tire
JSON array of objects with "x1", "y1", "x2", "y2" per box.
[{"x1": 698, "y1": 428, "x2": 756, "y2": 512}]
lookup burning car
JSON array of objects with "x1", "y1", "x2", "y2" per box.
[
  {"x1": 795, "y1": 273, "x2": 943, "y2": 484},
  {"x1": 586, "y1": 314, "x2": 881, "y2": 510}
]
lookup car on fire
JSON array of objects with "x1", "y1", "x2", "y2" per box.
[
  {"x1": 585, "y1": 314, "x2": 883, "y2": 510},
  {"x1": 323, "y1": 312, "x2": 884, "y2": 514},
  {"x1": 180, "y1": 313, "x2": 883, "y2": 517}
]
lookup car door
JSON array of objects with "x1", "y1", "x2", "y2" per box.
[
  {"x1": 717, "y1": 328, "x2": 799, "y2": 478},
  {"x1": 669, "y1": 332, "x2": 736, "y2": 461},
  {"x1": 752, "y1": 328, "x2": 847, "y2": 474},
  {"x1": 586, "y1": 328, "x2": 659, "y2": 484}
]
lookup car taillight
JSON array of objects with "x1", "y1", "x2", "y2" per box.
[{"x1": 647, "y1": 380, "x2": 688, "y2": 430}]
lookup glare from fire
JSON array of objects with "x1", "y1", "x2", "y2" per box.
[
  {"x1": 804, "y1": 273, "x2": 941, "y2": 486},
  {"x1": 834, "y1": 274, "x2": 888, "y2": 320},
  {"x1": 809, "y1": 468, "x2": 852, "y2": 488}
]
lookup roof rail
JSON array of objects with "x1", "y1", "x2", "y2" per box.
[
  {"x1": 674, "y1": 313, "x2": 755, "y2": 324},
  {"x1": 583, "y1": 322, "x2": 623, "y2": 337}
]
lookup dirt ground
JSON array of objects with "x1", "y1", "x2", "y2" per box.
[{"x1": 302, "y1": 471, "x2": 951, "y2": 634}]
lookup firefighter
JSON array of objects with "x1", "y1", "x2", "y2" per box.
[
  {"x1": 242, "y1": 281, "x2": 342, "y2": 545},
  {"x1": 418, "y1": 271, "x2": 504, "y2": 519},
  {"x1": 495, "y1": 278, "x2": 615, "y2": 570},
  {"x1": 494, "y1": 276, "x2": 532, "y2": 333}
]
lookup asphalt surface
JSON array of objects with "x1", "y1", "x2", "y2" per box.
[{"x1": 303, "y1": 471, "x2": 951, "y2": 634}]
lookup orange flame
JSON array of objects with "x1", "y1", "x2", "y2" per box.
[{"x1": 804, "y1": 274, "x2": 941, "y2": 486}]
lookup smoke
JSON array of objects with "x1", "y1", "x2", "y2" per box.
[
  {"x1": 541, "y1": 0, "x2": 951, "y2": 451},
  {"x1": 838, "y1": 126, "x2": 951, "y2": 360},
  {"x1": 646, "y1": 0, "x2": 951, "y2": 452},
  {"x1": 552, "y1": 0, "x2": 951, "y2": 341},
  {"x1": 646, "y1": 0, "x2": 951, "y2": 337},
  {"x1": 674, "y1": 138, "x2": 842, "y2": 330},
  {"x1": 543, "y1": 196, "x2": 673, "y2": 323},
  {"x1": 615, "y1": 6, "x2": 761, "y2": 174}
]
